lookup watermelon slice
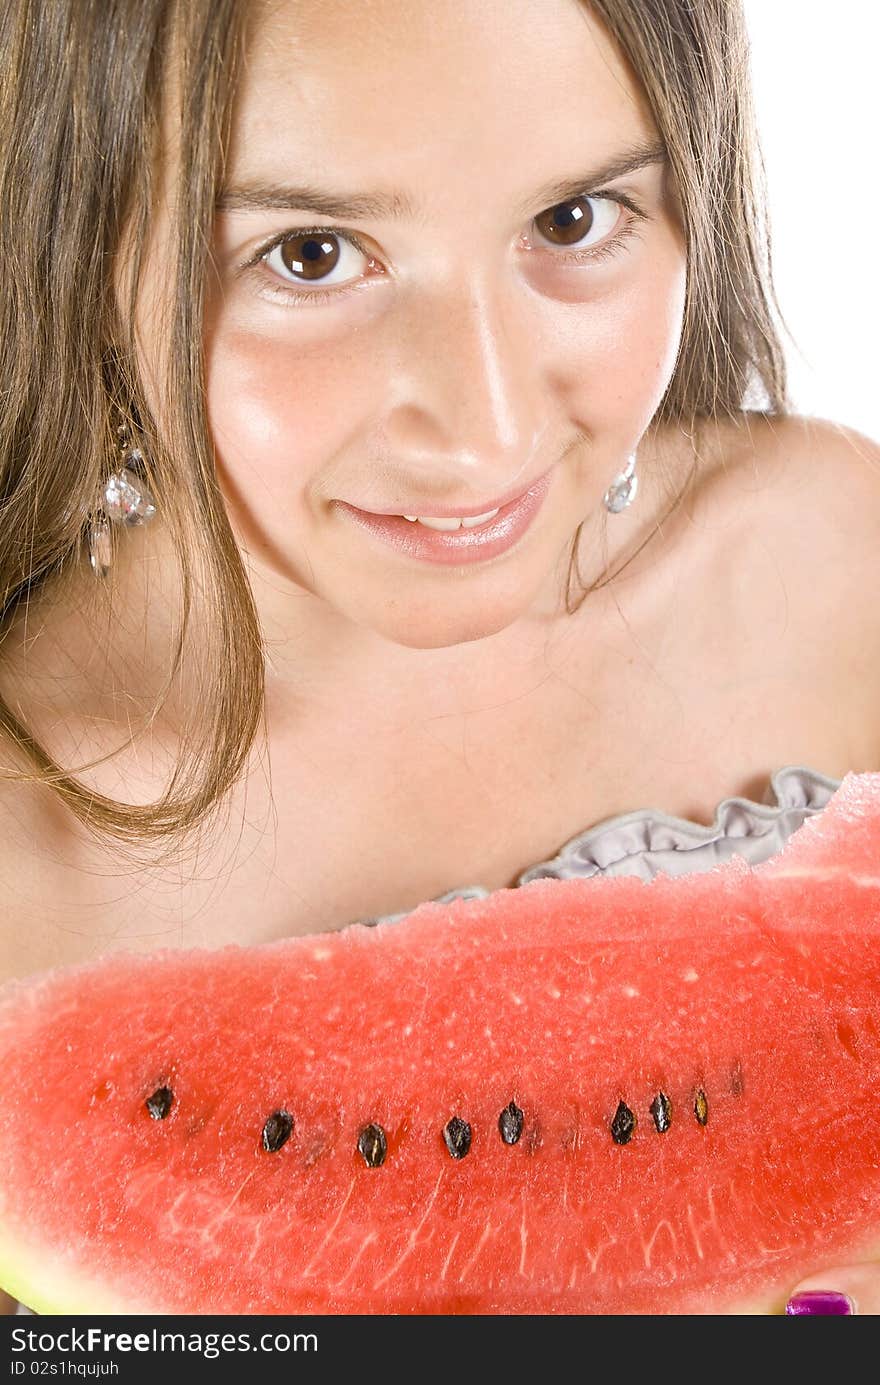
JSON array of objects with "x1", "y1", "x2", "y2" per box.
[{"x1": 1, "y1": 772, "x2": 879, "y2": 1315}]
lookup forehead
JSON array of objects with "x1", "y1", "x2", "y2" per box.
[{"x1": 226, "y1": 0, "x2": 657, "y2": 212}]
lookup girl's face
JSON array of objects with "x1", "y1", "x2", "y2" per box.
[{"x1": 147, "y1": 0, "x2": 687, "y2": 656}]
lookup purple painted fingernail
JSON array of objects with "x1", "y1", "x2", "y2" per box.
[{"x1": 785, "y1": 1291, "x2": 854, "y2": 1316}]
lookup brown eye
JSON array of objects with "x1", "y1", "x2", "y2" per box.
[
  {"x1": 533, "y1": 195, "x2": 618, "y2": 251},
  {"x1": 278, "y1": 233, "x2": 342, "y2": 282}
]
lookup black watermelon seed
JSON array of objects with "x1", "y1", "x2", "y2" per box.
[
  {"x1": 261, "y1": 1109, "x2": 293, "y2": 1152},
  {"x1": 357, "y1": 1123, "x2": 388, "y2": 1168},
  {"x1": 498, "y1": 1100, "x2": 524, "y2": 1145},
  {"x1": 649, "y1": 1091, "x2": 672, "y2": 1133},
  {"x1": 145, "y1": 1086, "x2": 174, "y2": 1121},
  {"x1": 611, "y1": 1099, "x2": 637, "y2": 1145},
  {"x1": 694, "y1": 1088, "x2": 709, "y2": 1126},
  {"x1": 443, "y1": 1116, "x2": 472, "y2": 1159}
]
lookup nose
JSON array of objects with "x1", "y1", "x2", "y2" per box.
[{"x1": 379, "y1": 274, "x2": 550, "y2": 503}]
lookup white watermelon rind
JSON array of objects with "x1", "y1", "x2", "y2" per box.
[
  {"x1": 0, "y1": 1223, "x2": 152, "y2": 1316},
  {"x1": 7, "y1": 1213, "x2": 878, "y2": 1315}
]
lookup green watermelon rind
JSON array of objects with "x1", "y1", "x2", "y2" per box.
[{"x1": 0, "y1": 1226, "x2": 139, "y2": 1316}]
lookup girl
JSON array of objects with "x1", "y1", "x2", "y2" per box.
[{"x1": 1, "y1": 0, "x2": 877, "y2": 1315}]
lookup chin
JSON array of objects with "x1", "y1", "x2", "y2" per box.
[
  {"x1": 366, "y1": 598, "x2": 525, "y2": 652},
  {"x1": 328, "y1": 537, "x2": 572, "y2": 651}
]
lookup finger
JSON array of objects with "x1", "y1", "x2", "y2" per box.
[{"x1": 786, "y1": 1263, "x2": 880, "y2": 1315}]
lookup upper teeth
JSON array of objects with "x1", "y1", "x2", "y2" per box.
[{"x1": 400, "y1": 508, "x2": 500, "y2": 530}]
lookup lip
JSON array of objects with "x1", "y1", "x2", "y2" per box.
[
  {"x1": 335, "y1": 467, "x2": 554, "y2": 567},
  {"x1": 354, "y1": 473, "x2": 548, "y2": 520}
]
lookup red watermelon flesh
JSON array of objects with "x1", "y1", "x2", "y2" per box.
[{"x1": 0, "y1": 772, "x2": 878, "y2": 1315}]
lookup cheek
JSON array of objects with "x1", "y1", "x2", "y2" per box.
[
  {"x1": 203, "y1": 323, "x2": 376, "y2": 511},
  {"x1": 577, "y1": 257, "x2": 688, "y2": 420},
  {"x1": 511, "y1": 240, "x2": 687, "y2": 451}
]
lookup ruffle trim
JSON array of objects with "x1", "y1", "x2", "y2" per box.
[{"x1": 358, "y1": 764, "x2": 842, "y2": 926}]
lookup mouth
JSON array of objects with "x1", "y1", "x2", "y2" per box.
[
  {"x1": 334, "y1": 468, "x2": 555, "y2": 568},
  {"x1": 353, "y1": 472, "x2": 547, "y2": 522}
]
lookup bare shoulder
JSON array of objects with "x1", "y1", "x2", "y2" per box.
[
  {"x1": 732, "y1": 410, "x2": 880, "y2": 765},
  {"x1": 690, "y1": 409, "x2": 879, "y2": 508},
  {"x1": 753, "y1": 411, "x2": 880, "y2": 523},
  {"x1": 684, "y1": 408, "x2": 880, "y2": 557},
  {"x1": 745, "y1": 412, "x2": 880, "y2": 604},
  {"x1": 658, "y1": 408, "x2": 880, "y2": 587},
  {"x1": 644, "y1": 409, "x2": 880, "y2": 777}
]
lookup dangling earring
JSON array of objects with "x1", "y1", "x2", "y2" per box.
[
  {"x1": 602, "y1": 452, "x2": 638, "y2": 513},
  {"x1": 87, "y1": 424, "x2": 157, "y2": 577}
]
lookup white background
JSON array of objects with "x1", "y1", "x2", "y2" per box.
[{"x1": 742, "y1": 1, "x2": 879, "y2": 441}]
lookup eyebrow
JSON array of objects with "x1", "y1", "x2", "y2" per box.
[{"x1": 216, "y1": 139, "x2": 668, "y2": 220}]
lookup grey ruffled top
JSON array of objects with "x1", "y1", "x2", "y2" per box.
[{"x1": 356, "y1": 765, "x2": 842, "y2": 928}]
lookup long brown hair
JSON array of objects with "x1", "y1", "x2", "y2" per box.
[{"x1": 0, "y1": 0, "x2": 790, "y2": 866}]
